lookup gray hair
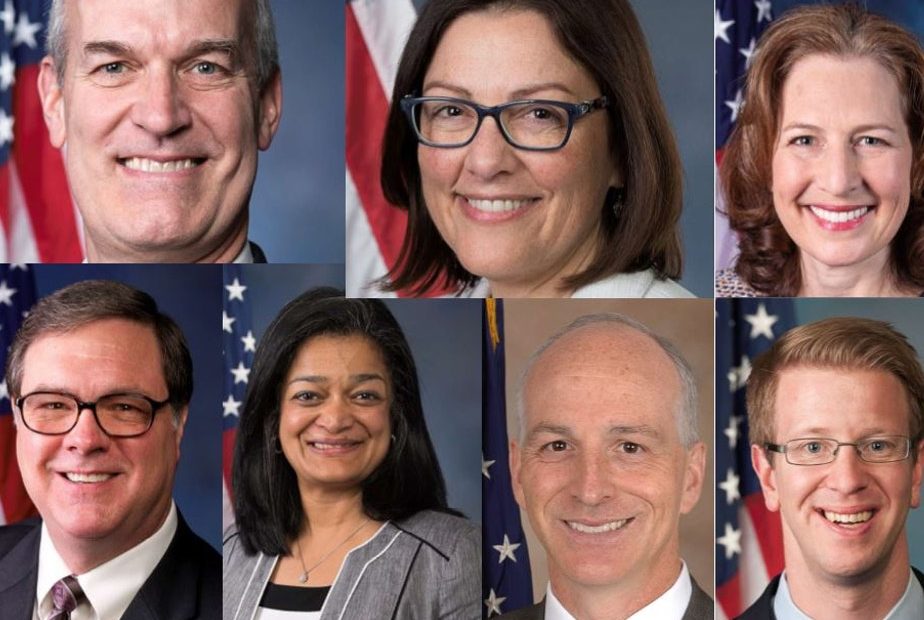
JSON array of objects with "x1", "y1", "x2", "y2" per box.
[
  {"x1": 46, "y1": 0, "x2": 280, "y2": 92},
  {"x1": 516, "y1": 313, "x2": 700, "y2": 447}
]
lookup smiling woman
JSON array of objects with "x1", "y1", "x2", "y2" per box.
[
  {"x1": 373, "y1": 0, "x2": 693, "y2": 298},
  {"x1": 717, "y1": 3, "x2": 924, "y2": 297}
]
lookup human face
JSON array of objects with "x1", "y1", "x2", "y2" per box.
[
  {"x1": 15, "y1": 319, "x2": 184, "y2": 569},
  {"x1": 752, "y1": 367, "x2": 924, "y2": 584},
  {"x1": 511, "y1": 326, "x2": 704, "y2": 598},
  {"x1": 279, "y1": 335, "x2": 392, "y2": 495},
  {"x1": 418, "y1": 9, "x2": 619, "y2": 296},
  {"x1": 771, "y1": 55, "x2": 912, "y2": 277},
  {"x1": 37, "y1": 0, "x2": 282, "y2": 262}
]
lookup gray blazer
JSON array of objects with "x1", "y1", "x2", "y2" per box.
[
  {"x1": 498, "y1": 576, "x2": 714, "y2": 620},
  {"x1": 223, "y1": 510, "x2": 480, "y2": 619}
]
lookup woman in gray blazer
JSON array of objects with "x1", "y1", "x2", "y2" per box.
[{"x1": 223, "y1": 288, "x2": 480, "y2": 619}]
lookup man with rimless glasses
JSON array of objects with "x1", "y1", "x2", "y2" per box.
[
  {"x1": 742, "y1": 318, "x2": 924, "y2": 620},
  {"x1": 0, "y1": 280, "x2": 219, "y2": 619}
]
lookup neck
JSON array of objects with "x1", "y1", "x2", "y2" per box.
[
  {"x1": 783, "y1": 541, "x2": 911, "y2": 620},
  {"x1": 83, "y1": 220, "x2": 248, "y2": 263},
  {"x1": 298, "y1": 484, "x2": 368, "y2": 533},
  {"x1": 798, "y1": 253, "x2": 915, "y2": 297},
  {"x1": 551, "y1": 556, "x2": 682, "y2": 620}
]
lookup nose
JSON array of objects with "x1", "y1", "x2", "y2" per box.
[
  {"x1": 130, "y1": 66, "x2": 192, "y2": 137},
  {"x1": 571, "y1": 451, "x2": 614, "y2": 506},
  {"x1": 62, "y1": 406, "x2": 111, "y2": 454},
  {"x1": 816, "y1": 144, "x2": 862, "y2": 196},
  {"x1": 823, "y1": 446, "x2": 870, "y2": 494},
  {"x1": 462, "y1": 117, "x2": 518, "y2": 179},
  {"x1": 314, "y1": 398, "x2": 355, "y2": 434}
]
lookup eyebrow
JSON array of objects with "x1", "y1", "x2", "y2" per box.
[
  {"x1": 525, "y1": 423, "x2": 661, "y2": 442},
  {"x1": 780, "y1": 122, "x2": 899, "y2": 135},
  {"x1": 421, "y1": 80, "x2": 579, "y2": 100},
  {"x1": 286, "y1": 373, "x2": 387, "y2": 386},
  {"x1": 81, "y1": 38, "x2": 241, "y2": 64}
]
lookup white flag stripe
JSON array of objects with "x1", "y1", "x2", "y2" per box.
[
  {"x1": 351, "y1": 0, "x2": 417, "y2": 101},
  {"x1": 739, "y1": 507, "x2": 772, "y2": 608},
  {"x1": 346, "y1": 171, "x2": 395, "y2": 298},
  {"x1": 8, "y1": 160, "x2": 41, "y2": 263}
]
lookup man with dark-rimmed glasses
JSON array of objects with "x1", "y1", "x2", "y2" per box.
[
  {"x1": 742, "y1": 317, "x2": 924, "y2": 620},
  {"x1": 0, "y1": 280, "x2": 219, "y2": 619}
]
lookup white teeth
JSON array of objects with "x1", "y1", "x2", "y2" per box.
[
  {"x1": 467, "y1": 198, "x2": 531, "y2": 213},
  {"x1": 311, "y1": 442, "x2": 358, "y2": 451},
  {"x1": 65, "y1": 472, "x2": 113, "y2": 483},
  {"x1": 809, "y1": 206, "x2": 869, "y2": 223},
  {"x1": 567, "y1": 519, "x2": 629, "y2": 534},
  {"x1": 123, "y1": 157, "x2": 200, "y2": 173},
  {"x1": 824, "y1": 510, "x2": 873, "y2": 524}
]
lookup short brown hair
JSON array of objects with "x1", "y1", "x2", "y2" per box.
[
  {"x1": 721, "y1": 3, "x2": 924, "y2": 296},
  {"x1": 380, "y1": 0, "x2": 683, "y2": 295},
  {"x1": 747, "y1": 317, "x2": 924, "y2": 452},
  {"x1": 6, "y1": 280, "x2": 193, "y2": 412}
]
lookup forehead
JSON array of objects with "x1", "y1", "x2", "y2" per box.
[
  {"x1": 523, "y1": 326, "x2": 681, "y2": 431},
  {"x1": 424, "y1": 8, "x2": 599, "y2": 99},
  {"x1": 287, "y1": 334, "x2": 387, "y2": 374},
  {"x1": 65, "y1": 0, "x2": 249, "y2": 53}
]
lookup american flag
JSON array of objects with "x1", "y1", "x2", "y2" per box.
[
  {"x1": 0, "y1": 0, "x2": 82, "y2": 262},
  {"x1": 0, "y1": 264, "x2": 37, "y2": 524},
  {"x1": 221, "y1": 265, "x2": 255, "y2": 531},
  {"x1": 714, "y1": 0, "x2": 774, "y2": 271},
  {"x1": 715, "y1": 299, "x2": 790, "y2": 618},
  {"x1": 482, "y1": 299, "x2": 532, "y2": 618}
]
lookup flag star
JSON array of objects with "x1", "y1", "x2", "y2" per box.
[
  {"x1": 715, "y1": 10, "x2": 734, "y2": 44},
  {"x1": 230, "y1": 362, "x2": 251, "y2": 385},
  {"x1": 484, "y1": 589, "x2": 506, "y2": 616},
  {"x1": 0, "y1": 279, "x2": 17, "y2": 305},
  {"x1": 13, "y1": 12, "x2": 41, "y2": 48},
  {"x1": 725, "y1": 89, "x2": 744, "y2": 123},
  {"x1": 482, "y1": 456, "x2": 496, "y2": 479},
  {"x1": 225, "y1": 277, "x2": 247, "y2": 302},
  {"x1": 222, "y1": 311, "x2": 236, "y2": 333},
  {"x1": 724, "y1": 415, "x2": 743, "y2": 449},
  {"x1": 0, "y1": 52, "x2": 15, "y2": 90},
  {"x1": 717, "y1": 522, "x2": 742, "y2": 559},
  {"x1": 719, "y1": 468, "x2": 741, "y2": 505},
  {"x1": 493, "y1": 534, "x2": 521, "y2": 563},
  {"x1": 739, "y1": 38, "x2": 756, "y2": 68},
  {"x1": 744, "y1": 303, "x2": 779, "y2": 340},
  {"x1": 0, "y1": 1, "x2": 13, "y2": 35},
  {"x1": 0, "y1": 108, "x2": 13, "y2": 146},
  {"x1": 240, "y1": 330, "x2": 256, "y2": 353},
  {"x1": 755, "y1": 0, "x2": 772, "y2": 23},
  {"x1": 727, "y1": 356, "x2": 751, "y2": 392},
  {"x1": 0, "y1": 379, "x2": 8, "y2": 401},
  {"x1": 222, "y1": 394, "x2": 242, "y2": 417}
]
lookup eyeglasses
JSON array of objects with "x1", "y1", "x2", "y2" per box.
[
  {"x1": 400, "y1": 95, "x2": 609, "y2": 151},
  {"x1": 765, "y1": 436, "x2": 911, "y2": 466},
  {"x1": 15, "y1": 391, "x2": 171, "y2": 437}
]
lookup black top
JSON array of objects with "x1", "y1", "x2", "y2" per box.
[{"x1": 259, "y1": 583, "x2": 331, "y2": 612}]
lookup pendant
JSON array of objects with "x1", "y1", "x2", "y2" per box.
[{"x1": 298, "y1": 572, "x2": 308, "y2": 584}]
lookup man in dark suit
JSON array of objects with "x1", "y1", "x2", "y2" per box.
[
  {"x1": 0, "y1": 280, "x2": 220, "y2": 618},
  {"x1": 741, "y1": 318, "x2": 924, "y2": 619},
  {"x1": 501, "y1": 314, "x2": 713, "y2": 619}
]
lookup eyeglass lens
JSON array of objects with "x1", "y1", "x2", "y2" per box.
[
  {"x1": 414, "y1": 100, "x2": 571, "y2": 149},
  {"x1": 21, "y1": 393, "x2": 156, "y2": 436}
]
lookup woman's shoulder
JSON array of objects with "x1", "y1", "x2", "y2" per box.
[
  {"x1": 393, "y1": 510, "x2": 480, "y2": 554},
  {"x1": 572, "y1": 269, "x2": 695, "y2": 298},
  {"x1": 715, "y1": 267, "x2": 761, "y2": 297}
]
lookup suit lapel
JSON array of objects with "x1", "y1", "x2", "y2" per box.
[{"x1": 0, "y1": 522, "x2": 41, "y2": 620}]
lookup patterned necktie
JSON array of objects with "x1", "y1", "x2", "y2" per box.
[{"x1": 47, "y1": 575, "x2": 84, "y2": 620}]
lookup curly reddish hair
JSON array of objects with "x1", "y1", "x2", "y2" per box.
[{"x1": 720, "y1": 3, "x2": 924, "y2": 296}]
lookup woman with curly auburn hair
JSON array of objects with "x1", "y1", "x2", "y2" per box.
[{"x1": 717, "y1": 3, "x2": 924, "y2": 298}]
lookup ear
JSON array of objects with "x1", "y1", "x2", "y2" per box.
[
  {"x1": 679, "y1": 441, "x2": 706, "y2": 514},
  {"x1": 911, "y1": 439, "x2": 923, "y2": 509},
  {"x1": 257, "y1": 70, "x2": 282, "y2": 150},
  {"x1": 509, "y1": 439, "x2": 525, "y2": 509},
  {"x1": 751, "y1": 443, "x2": 781, "y2": 512},
  {"x1": 38, "y1": 56, "x2": 66, "y2": 148},
  {"x1": 172, "y1": 406, "x2": 189, "y2": 460}
]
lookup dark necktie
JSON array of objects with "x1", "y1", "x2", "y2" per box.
[{"x1": 47, "y1": 575, "x2": 84, "y2": 620}]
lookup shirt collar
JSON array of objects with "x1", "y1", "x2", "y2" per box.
[
  {"x1": 545, "y1": 561, "x2": 692, "y2": 620},
  {"x1": 233, "y1": 241, "x2": 254, "y2": 263},
  {"x1": 774, "y1": 569, "x2": 924, "y2": 620},
  {"x1": 37, "y1": 502, "x2": 178, "y2": 620}
]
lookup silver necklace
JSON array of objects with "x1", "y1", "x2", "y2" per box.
[{"x1": 293, "y1": 518, "x2": 369, "y2": 584}]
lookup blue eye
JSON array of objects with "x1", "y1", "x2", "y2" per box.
[
  {"x1": 195, "y1": 62, "x2": 217, "y2": 75},
  {"x1": 102, "y1": 62, "x2": 125, "y2": 74}
]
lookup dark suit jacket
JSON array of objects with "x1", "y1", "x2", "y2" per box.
[
  {"x1": 736, "y1": 567, "x2": 924, "y2": 620},
  {"x1": 249, "y1": 241, "x2": 267, "y2": 263},
  {"x1": 0, "y1": 513, "x2": 220, "y2": 619},
  {"x1": 498, "y1": 576, "x2": 714, "y2": 619}
]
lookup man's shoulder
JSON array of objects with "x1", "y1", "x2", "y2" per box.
[
  {"x1": 0, "y1": 518, "x2": 40, "y2": 557},
  {"x1": 735, "y1": 574, "x2": 780, "y2": 620},
  {"x1": 497, "y1": 601, "x2": 544, "y2": 620}
]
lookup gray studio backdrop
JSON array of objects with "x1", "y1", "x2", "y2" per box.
[{"x1": 241, "y1": 267, "x2": 482, "y2": 522}]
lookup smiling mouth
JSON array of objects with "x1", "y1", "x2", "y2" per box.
[
  {"x1": 308, "y1": 440, "x2": 362, "y2": 451},
  {"x1": 465, "y1": 197, "x2": 536, "y2": 213},
  {"x1": 822, "y1": 509, "x2": 874, "y2": 525},
  {"x1": 64, "y1": 472, "x2": 115, "y2": 484},
  {"x1": 120, "y1": 157, "x2": 205, "y2": 173},
  {"x1": 807, "y1": 205, "x2": 871, "y2": 224},
  {"x1": 566, "y1": 518, "x2": 632, "y2": 534}
]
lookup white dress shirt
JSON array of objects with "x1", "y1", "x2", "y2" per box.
[
  {"x1": 545, "y1": 561, "x2": 693, "y2": 620},
  {"x1": 34, "y1": 502, "x2": 178, "y2": 620},
  {"x1": 773, "y1": 569, "x2": 924, "y2": 620}
]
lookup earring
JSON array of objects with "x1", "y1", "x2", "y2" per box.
[{"x1": 608, "y1": 186, "x2": 626, "y2": 218}]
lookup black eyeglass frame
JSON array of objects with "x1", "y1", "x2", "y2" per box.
[
  {"x1": 765, "y1": 435, "x2": 912, "y2": 466},
  {"x1": 15, "y1": 391, "x2": 172, "y2": 438},
  {"x1": 400, "y1": 94, "x2": 609, "y2": 151}
]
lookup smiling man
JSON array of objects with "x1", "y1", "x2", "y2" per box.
[
  {"x1": 37, "y1": 0, "x2": 282, "y2": 263},
  {"x1": 0, "y1": 280, "x2": 219, "y2": 619},
  {"x1": 743, "y1": 318, "x2": 924, "y2": 620},
  {"x1": 503, "y1": 314, "x2": 711, "y2": 620}
]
